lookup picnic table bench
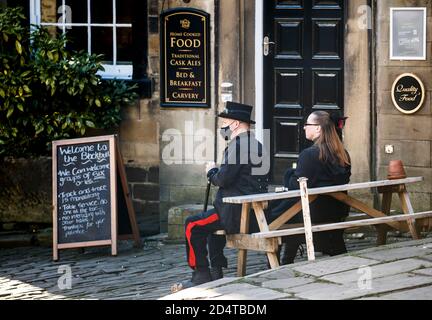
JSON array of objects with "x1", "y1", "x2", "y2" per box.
[{"x1": 222, "y1": 176, "x2": 432, "y2": 277}]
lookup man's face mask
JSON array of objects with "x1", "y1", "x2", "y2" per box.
[{"x1": 219, "y1": 120, "x2": 235, "y2": 141}]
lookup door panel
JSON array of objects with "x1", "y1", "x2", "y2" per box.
[{"x1": 264, "y1": 0, "x2": 345, "y2": 183}]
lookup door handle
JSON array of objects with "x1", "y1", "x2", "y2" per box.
[{"x1": 263, "y1": 36, "x2": 275, "y2": 56}]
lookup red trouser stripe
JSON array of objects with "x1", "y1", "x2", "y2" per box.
[{"x1": 185, "y1": 213, "x2": 219, "y2": 269}]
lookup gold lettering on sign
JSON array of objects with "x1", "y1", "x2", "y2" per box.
[
  {"x1": 396, "y1": 85, "x2": 421, "y2": 102},
  {"x1": 164, "y1": 12, "x2": 208, "y2": 105}
]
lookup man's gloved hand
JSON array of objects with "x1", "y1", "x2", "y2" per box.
[{"x1": 206, "y1": 162, "x2": 218, "y2": 180}]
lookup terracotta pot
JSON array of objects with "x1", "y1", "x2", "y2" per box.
[{"x1": 387, "y1": 160, "x2": 406, "y2": 180}]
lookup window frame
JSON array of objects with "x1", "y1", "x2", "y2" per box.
[{"x1": 29, "y1": 0, "x2": 133, "y2": 79}]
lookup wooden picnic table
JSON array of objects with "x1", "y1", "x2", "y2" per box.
[{"x1": 223, "y1": 176, "x2": 432, "y2": 277}]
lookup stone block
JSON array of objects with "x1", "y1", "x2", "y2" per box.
[
  {"x1": 321, "y1": 258, "x2": 432, "y2": 284},
  {"x1": 293, "y1": 256, "x2": 380, "y2": 277},
  {"x1": 377, "y1": 42, "x2": 432, "y2": 68},
  {"x1": 0, "y1": 157, "x2": 52, "y2": 224},
  {"x1": 133, "y1": 184, "x2": 159, "y2": 201},
  {"x1": 134, "y1": 143, "x2": 160, "y2": 165},
  {"x1": 148, "y1": 16, "x2": 158, "y2": 34},
  {"x1": 377, "y1": 67, "x2": 432, "y2": 93},
  {"x1": 136, "y1": 214, "x2": 160, "y2": 236},
  {"x1": 261, "y1": 277, "x2": 315, "y2": 290},
  {"x1": 379, "y1": 140, "x2": 431, "y2": 167},
  {"x1": 288, "y1": 282, "x2": 344, "y2": 296},
  {"x1": 159, "y1": 110, "x2": 215, "y2": 132},
  {"x1": 296, "y1": 273, "x2": 432, "y2": 300},
  {"x1": 412, "y1": 267, "x2": 432, "y2": 276},
  {"x1": 377, "y1": 89, "x2": 431, "y2": 116},
  {"x1": 378, "y1": 114, "x2": 432, "y2": 141},
  {"x1": 125, "y1": 166, "x2": 148, "y2": 183},
  {"x1": 148, "y1": 167, "x2": 159, "y2": 183},
  {"x1": 149, "y1": 0, "x2": 159, "y2": 15},
  {"x1": 148, "y1": 33, "x2": 159, "y2": 56},
  {"x1": 167, "y1": 204, "x2": 213, "y2": 240},
  {"x1": 371, "y1": 285, "x2": 432, "y2": 300},
  {"x1": 357, "y1": 245, "x2": 432, "y2": 262},
  {"x1": 160, "y1": 163, "x2": 208, "y2": 186},
  {"x1": 119, "y1": 119, "x2": 158, "y2": 144},
  {"x1": 169, "y1": 186, "x2": 208, "y2": 203}
]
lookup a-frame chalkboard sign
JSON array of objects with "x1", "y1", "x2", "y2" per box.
[{"x1": 52, "y1": 135, "x2": 141, "y2": 261}]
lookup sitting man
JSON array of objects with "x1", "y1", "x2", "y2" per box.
[{"x1": 173, "y1": 102, "x2": 269, "y2": 292}]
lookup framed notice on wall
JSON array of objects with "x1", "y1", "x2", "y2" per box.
[
  {"x1": 390, "y1": 7, "x2": 426, "y2": 60},
  {"x1": 160, "y1": 8, "x2": 211, "y2": 108}
]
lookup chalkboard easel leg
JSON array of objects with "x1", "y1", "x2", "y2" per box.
[{"x1": 53, "y1": 247, "x2": 59, "y2": 261}]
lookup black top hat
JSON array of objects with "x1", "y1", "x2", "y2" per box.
[{"x1": 218, "y1": 101, "x2": 256, "y2": 124}]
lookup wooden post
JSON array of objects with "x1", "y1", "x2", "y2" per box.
[
  {"x1": 376, "y1": 192, "x2": 392, "y2": 245},
  {"x1": 252, "y1": 202, "x2": 280, "y2": 269},
  {"x1": 298, "y1": 177, "x2": 315, "y2": 261},
  {"x1": 398, "y1": 190, "x2": 420, "y2": 240},
  {"x1": 109, "y1": 138, "x2": 118, "y2": 256},
  {"x1": 237, "y1": 203, "x2": 250, "y2": 277},
  {"x1": 52, "y1": 142, "x2": 59, "y2": 261}
]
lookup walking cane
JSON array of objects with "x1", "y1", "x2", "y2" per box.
[{"x1": 203, "y1": 179, "x2": 211, "y2": 212}]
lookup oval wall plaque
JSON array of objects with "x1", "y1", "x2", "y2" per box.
[{"x1": 391, "y1": 73, "x2": 425, "y2": 114}]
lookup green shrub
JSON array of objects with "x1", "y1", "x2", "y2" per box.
[{"x1": 0, "y1": 7, "x2": 138, "y2": 157}]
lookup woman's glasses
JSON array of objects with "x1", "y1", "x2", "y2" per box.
[{"x1": 303, "y1": 123, "x2": 320, "y2": 127}]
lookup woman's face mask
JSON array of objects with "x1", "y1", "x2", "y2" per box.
[{"x1": 219, "y1": 121, "x2": 235, "y2": 141}]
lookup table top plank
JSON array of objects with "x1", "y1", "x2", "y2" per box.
[
  {"x1": 223, "y1": 177, "x2": 423, "y2": 204},
  {"x1": 251, "y1": 210, "x2": 432, "y2": 238}
]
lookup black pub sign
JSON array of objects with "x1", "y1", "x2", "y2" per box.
[
  {"x1": 160, "y1": 8, "x2": 210, "y2": 108},
  {"x1": 391, "y1": 73, "x2": 425, "y2": 114}
]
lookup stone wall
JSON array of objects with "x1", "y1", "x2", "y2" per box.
[
  {"x1": 116, "y1": 0, "x2": 162, "y2": 235},
  {"x1": 376, "y1": 0, "x2": 432, "y2": 212},
  {"x1": 0, "y1": 158, "x2": 52, "y2": 225},
  {"x1": 158, "y1": 0, "x2": 217, "y2": 232}
]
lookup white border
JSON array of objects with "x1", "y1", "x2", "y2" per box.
[
  {"x1": 390, "y1": 7, "x2": 427, "y2": 61},
  {"x1": 255, "y1": 0, "x2": 264, "y2": 143}
]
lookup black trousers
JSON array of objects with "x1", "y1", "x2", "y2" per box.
[
  {"x1": 268, "y1": 198, "x2": 347, "y2": 264},
  {"x1": 184, "y1": 208, "x2": 228, "y2": 270}
]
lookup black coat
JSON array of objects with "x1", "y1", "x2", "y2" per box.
[
  {"x1": 209, "y1": 131, "x2": 269, "y2": 234},
  {"x1": 269, "y1": 145, "x2": 351, "y2": 224}
]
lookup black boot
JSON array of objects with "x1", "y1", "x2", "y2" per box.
[
  {"x1": 210, "y1": 267, "x2": 223, "y2": 281},
  {"x1": 171, "y1": 268, "x2": 212, "y2": 293}
]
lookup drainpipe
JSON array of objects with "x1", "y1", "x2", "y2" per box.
[
  {"x1": 369, "y1": 0, "x2": 378, "y2": 206},
  {"x1": 214, "y1": 0, "x2": 220, "y2": 162}
]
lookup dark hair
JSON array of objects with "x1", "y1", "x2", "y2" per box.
[{"x1": 309, "y1": 111, "x2": 350, "y2": 166}]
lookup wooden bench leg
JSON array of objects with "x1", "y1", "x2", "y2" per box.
[
  {"x1": 376, "y1": 225, "x2": 388, "y2": 245},
  {"x1": 237, "y1": 203, "x2": 250, "y2": 277},
  {"x1": 398, "y1": 190, "x2": 421, "y2": 240},
  {"x1": 266, "y1": 252, "x2": 280, "y2": 269},
  {"x1": 376, "y1": 191, "x2": 392, "y2": 245}
]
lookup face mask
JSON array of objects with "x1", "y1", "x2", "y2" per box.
[{"x1": 219, "y1": 121, "x2": 234, "y2": 141}]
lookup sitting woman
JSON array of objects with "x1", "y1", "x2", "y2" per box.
[{"x1": 268, "y1": 110, "x2": 351, "y2": 264}]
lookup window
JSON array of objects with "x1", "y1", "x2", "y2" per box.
[{"x1": 29, "y1": 0, "x2": 147, "y2": 80}]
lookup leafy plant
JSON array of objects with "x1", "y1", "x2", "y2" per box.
[{"x1": 0, "y1": 7, "x2": 138, "y2": 157}]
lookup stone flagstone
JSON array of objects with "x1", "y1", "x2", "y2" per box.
[
  {"x1": 361, "y1": 285, "x2": 432, "y2": 300},
  {"x1": 321, "y1": 258, "x2": 432, "y2": 284},
  {"x1": 295, "y1": 273, "x2": 432, "y2": 300},
  {"x1": 292, "y1": 256, "x2": 379, "y2": 277},
  {"x1": 357, "y1": 246, "x2": 432, "y2": 262}
]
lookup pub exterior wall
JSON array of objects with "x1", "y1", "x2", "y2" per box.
[{"x1": 376, "y1": 0, "x2": 432, "y2": 212}]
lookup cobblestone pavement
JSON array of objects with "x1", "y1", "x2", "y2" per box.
[{"x1": 0, "y1": 232, "x2": 430, "y2": 300}]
